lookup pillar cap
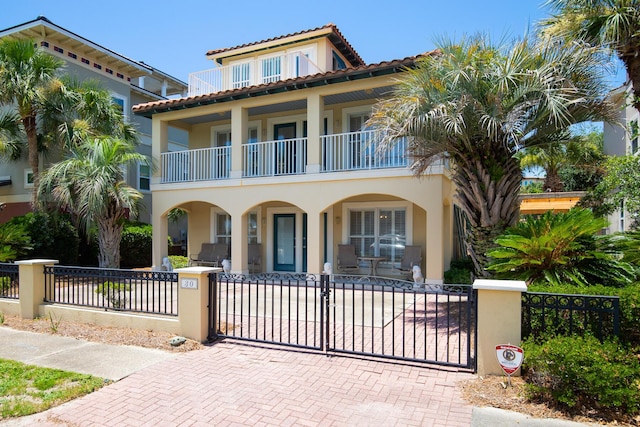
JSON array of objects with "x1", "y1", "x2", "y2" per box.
[
  {"x1": 473, "y1": 279, "x2": 527, "y2": 292},
  {"x1": 15, "y1": 259, "x2": 59, "y2": 265},
  {"x1": 175, "y1": 267, "x2": 221, "y2": 274}
]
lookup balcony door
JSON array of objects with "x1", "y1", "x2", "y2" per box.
[{"x1": 274, "y1": 123, "x2": 298, "y2": 175}]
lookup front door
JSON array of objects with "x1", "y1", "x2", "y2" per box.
[{"x1": 273, "y1": 214, "x2": 295, "y2": 271}]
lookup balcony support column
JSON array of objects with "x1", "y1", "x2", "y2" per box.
[
  {"x1": 425, "y1": 194, "x2": 445, "y2": 284},
  {"x1": 306, "y1": 93, "x2": 324, "y2": 174},
  {"x1": 152, "y1": 119, "x2": 169, "y2": 185},
  {"x1": 230, "y1": 208, "x2": 248, "y2": 274},
  {"x1": 231, "y1": 106, "x2": 247, "y2": 179}
]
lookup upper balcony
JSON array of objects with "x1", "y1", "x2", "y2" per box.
[
  {"x1": 159, "y1": 130, "x2": 439, "y2": 185},
  {"x1": 188, "y1": 51, "x2": 323, "y2": 97}
]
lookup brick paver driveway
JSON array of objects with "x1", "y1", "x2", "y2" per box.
[{"x1": 5, "y1": 340, "x2": 473, "y2": 426}]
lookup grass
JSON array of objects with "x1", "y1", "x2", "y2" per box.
[{"x1": 0, "y1": 358, "x2": 105, "y2": 419}]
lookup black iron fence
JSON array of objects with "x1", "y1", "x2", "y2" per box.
[
  {"x1": 44, "y1": 265, "x2": 179, "y2": 316},
  {"x1": 522, "y1": 292, "x2": 620, "y2": 341},
  {"x1": 0, "y1": 263, "x2": 19, "y2": 300},
  {"x1": 209, "y1": 272, "x2": 476, "y2": 369}
]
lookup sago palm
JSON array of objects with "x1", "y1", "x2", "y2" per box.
[
  {"x1": 487, "y1": 209, "x2": 635, "y2": 286},
  {"x1": 369, "y1": 35, "x2": 614, "y2": 275},
  {"x1": 543, "y1": 0, "x2": 640, "y2": 112},
  {"x1": 38, "y1": 137, "x2": 148, "y2": 268}
]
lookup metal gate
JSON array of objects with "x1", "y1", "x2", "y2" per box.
[{"x1": 209, "y1": 272, "x2": 476, "y2": 370}]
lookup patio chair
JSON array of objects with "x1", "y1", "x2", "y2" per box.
[
  {"x1": 396, "y1": 245, "x2": 422, "y2": 278},
  {"x1": 189, "y1": 243, "x2": 229, "y2": 267},
  {"x1": 337, "y1": 244, "x2": 359, "y2": 273},
  {"x1": 248, "y1": 243, "x2": 261, "y2": 273}
]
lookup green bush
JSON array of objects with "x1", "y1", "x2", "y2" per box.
[
  {"x1": 95, "y1": 281, "x2": 130, "y2": 309},
  {"x1": 444, "y1": 259, "x2": 474, "y2": 284},
  {"x1": 4, "y1": 213, "x2": 77, "y2": 264},
  {"x1": 523, "y1": 335, "x2": 640, "y2": 414},
  {"x1": 0, "y1": 222, "x2": 31, "y2": 262},
  {"x1": 119, "y1": 222, "x2": 152, "y2": 268},
  {"x1": 168, "y1": 255, "x2": 188, "y2": 269}
]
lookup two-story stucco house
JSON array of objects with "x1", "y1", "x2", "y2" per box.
[
  {"x1": 133, "y1": 24, "x2": 457, "y2": 282},
  {"x1": 0, "y1": 16, "x2": 187, "y2": 226}
]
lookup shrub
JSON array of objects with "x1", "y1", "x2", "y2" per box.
[
  {"x1": 119, "y1": 222, "x2": 152, "y2": 268},
  {"x1": 168, "y1": 255, "x2": 188, "y2": 269},
  {"x1": 95, "y1": 281, "x2": 130, "y2": 309},
  {"x1": 487, "y1": 209, "x2": 636, "y2": 287},
  {"x1": 5, "y1": 212, "x2": 78, "y2": 264},
  {"x1": 444, "y1": 259, "x2": 473, "y2": 284},
  {"x1": 0, "y1": 222, "x2": 31, "y2": 262},
  {"x1": 522, "y1": 335, "x2": 640, "y2": 415}
]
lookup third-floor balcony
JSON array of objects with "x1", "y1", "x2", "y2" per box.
[
  {"x1": 159, "y1": 130, "x2": 430, "y2": 184},
  {"x1": 188, "y1": 51, "x2": 323, "y2": 96}
]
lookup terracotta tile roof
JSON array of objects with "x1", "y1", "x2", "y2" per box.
[
  {"x1": 133, "y1": 52, "x2": 434, "y2": 117},
  {"x1": 206, "y1": 23, "x2": 365, "y2": 67}
]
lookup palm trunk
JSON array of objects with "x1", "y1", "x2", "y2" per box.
[
  {"x1": 22, "y1": 114, "x2": 39, "y2": 207},
  {"x1": 97, "y1": 217, "x2": 123, "y2": 268},
  {"x1": 544, "y1": 168, "x2": 564, "y2": 192},
  {"x1": 620, "y1": 49, "x2": 640, "y2": 116},
  {"x1": 452, "y1": 148, "x2": 522, "y2": 277}
]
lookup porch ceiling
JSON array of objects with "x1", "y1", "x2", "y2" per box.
[{"x1": 177, "y1": 86, "x2": 394, "y2": 125}]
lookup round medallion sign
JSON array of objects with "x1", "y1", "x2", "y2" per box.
[{"x1": 495, "y1": 344, "x2": 524, "y2": 375}]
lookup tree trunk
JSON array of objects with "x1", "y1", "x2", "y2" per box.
[
  {"x1": 544, "y1": 168, "x2": 564, "y2": 192},
  {"x1": 452, "y1": 147, "x2": 522, "y2": 277},
  {"x1": 620, "y1": 48, "x2": 640, "y2": 115},
  {"x1": 97, "y1": 217, "x2": 123, "y2": 269},
  {"x1": 22, "y1": 114, "x2": 39, "y2": 207}
]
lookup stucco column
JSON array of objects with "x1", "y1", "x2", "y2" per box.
[
  {"x1": 151, "y1": 118, "x2": 168, "y2": 185},
  {"x1": 230, "y1": 209, "x2": 248, "y2": 273},
  {"x1": 425, "y1": 205, "x2": 444, "y2": 284},
  {"x1": 306, "y1": 93, "x2": 324, "y2": 174},
  {"x1": 305, "y1": 211, "x2": 322, "y2": 274},
  {"x1": 15, "y1": 259, "x2": 58, "y2": 319},
  {"x1": 177, "y1": 267, "x2": 219, "y2": 342},
  {"x1": 473, "y1": 279, "x2": 527, "y2": 376},
  {"x1": 188, "y1": 204, "x2": 213, "y2": 262},
  {"x1": 152, "y1": 212, "x2": 169, "y2": 269},
  {"x1": 231, "y1": 106, "x2": 247, "y2": 179}
]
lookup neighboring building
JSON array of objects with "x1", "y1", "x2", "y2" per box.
[
  {"x1": 603, "y1": 82, "x2": 638, "y2": 233},
  {"x1": 0, "y1": 16, "x2": 188, "y2": 227},
  {"x1": 519, "y1": 192, "x2": 585, "y2": 216},
  {"x1": 133, "y1": 24, "x2": 456, "y2": 282}
]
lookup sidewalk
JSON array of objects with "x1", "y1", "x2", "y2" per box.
[{"x1": 0, "y1": 327, "x2": 600, "y2": 426}]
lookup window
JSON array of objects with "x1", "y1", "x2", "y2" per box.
[
  {"x1": 248, "y1": 211, "x2": 258, "y2": 244},
  {"x1": 138, "y1": 163, "x2": 150, "y2": 192},
  {"x1": 24, "y1": 169, "x2": 34, "y2": 189},
  {"x1": 232, "y1": 62, "x2": 250, "y2": 89},
  {"x1": 215, "y1": 213, "x2": 231, "y2": 245},
  {"x1": 348, "y1": 207, "x2": 407, "y2": 263},
  {"x1": 111, "y1": 93, "x2": 128, "y2": 121},
  {"x1": 332, "y1": 51, "x2": 346, "y2": 70}
]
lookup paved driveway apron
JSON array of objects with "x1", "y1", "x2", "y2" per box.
[{"x1": 3, "y1": 340, "x2": 474, "y2": 426}]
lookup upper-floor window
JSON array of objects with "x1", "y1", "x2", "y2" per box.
[
  {"x1": 630, "y1": 120, "x2": 639, "y2": 155},
  {"x1": 138, "y1": 162, "x2": 150, "y2": 192},
  {"x1": 111, "y1": 93, "x2": 128, "y2": 121},
  {"x1": 332, "y1": 51, "x2": 346, "y2": 70}
]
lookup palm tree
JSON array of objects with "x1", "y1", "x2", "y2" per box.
[
  {"x1": 0, "y1": 38, "x2": 64, "y2": 201},
  {"x1": 517, "y1": 130, "x2": 605, "y2": 192},
  {"x1": 37, "y1": 136, "x2": 148, "y2": 268},
  {"x1": 368, "y1": 36, "x2": 614, "y2": 275},
  {"x1": 542, "y1": 0, "x2": 640, "y2": 113}
]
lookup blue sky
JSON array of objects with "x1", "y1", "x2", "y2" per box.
[{"x1": 0, "y1": 0, "x2": 626, "y2": 87}]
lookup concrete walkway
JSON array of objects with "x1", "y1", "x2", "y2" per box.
[{"x1": 0, "y1": 328, "x2": 601, "y2": 426}]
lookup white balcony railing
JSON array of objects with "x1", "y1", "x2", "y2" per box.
[
  {"x1": 321, "y1": 130, "x2": 408, "y2": 172},
  {"x1": 159, "y1": 131, "x2": 417, "y2": 184},
  {"x1": 188, "y1": 51, "x2": 322, "y2": 96},
  {"x1": 243, "y1": 138, "x2": 307, "y2": 177},
  {"x1": 161, "y1": 146, "x2": 230, "y2": 183}
]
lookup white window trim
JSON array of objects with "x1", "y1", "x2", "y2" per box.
[
  {"x1": 210, "y1": 207, "x2": 231, "y2": 244},
  {"x1": 211, "y1": 120, "x2": 262, "y2": 146},
  {"x1": 266, "y1": 112, "x2": 333, "y2": 140},
  {"x1": 138, "y1": 161, "x2": 151, "y2": 193},
  {"x1": 247, "y1": 207, "x2": 262, "y2": 244},
  {"x1": 342, "y1": 105, "x2": 373, "y2": 133},
  {"x1": 111, "y1": 92, "x2": 129, "y2": 122},
  {"x1": 341, "y1": 201, "x2": 413, "y2": 246},
  {"x1": 24, "y1": 169, "x2": 34, "y2": 189}
]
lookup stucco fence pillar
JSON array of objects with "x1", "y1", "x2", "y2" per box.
[
  {"x1": 473, "y1": 279, "x2": 527, "y2": 376},
  {"x1": 176, "y1": 267, "x2": 220, "y2": 342}
]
